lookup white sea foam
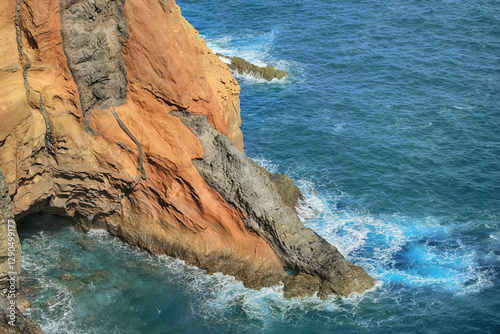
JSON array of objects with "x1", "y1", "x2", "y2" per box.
[
  {"x1": 20, "y1": 194, "x2": 497, "y2": 333},
  {"x1": 81, "y1": 229, "x2": 379, "y2": 320},
  {"x1": 204, "y1": 32, "x2": 295, "y2": 84},
  {"x1": 292, "y1": 178, "x2": 495, "y2": 294},
  {"x1": 22, "y1": 230, "x2": 80, "y2": 334},
  {"x1": 230, "y1": 70, "x2": 291, "y2": 85},
  {"x1": 204, "y1": 33, "x2": 271, "y2": 67},
  {"x1": 250, "y1": 156, "x2": 280, "y2": 174}
]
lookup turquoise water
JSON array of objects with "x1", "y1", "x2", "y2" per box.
[{"x1": 20, "y1": 0, "x2": 500, "y2": 333}]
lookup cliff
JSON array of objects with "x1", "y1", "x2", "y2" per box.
[
  {"x1": 0, "y1": 0, "x2": 375, "y2": 315},
  {"x1": 1, "y1": 169, "x2": 44, "y2": 333}
]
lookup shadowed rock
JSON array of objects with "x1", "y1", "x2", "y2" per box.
[
  {"x1": 0, "y1": 168, "x2": 20, "y2": 293},
  {"x1": 1, "y1": 169, "x2": 45, "y2": 333},
  {"x1": 0, "y1": 296, "x2": 45, "y2": 334}
]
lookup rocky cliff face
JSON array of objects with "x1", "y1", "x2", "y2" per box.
[
  {"x1": 1, "y1": 168, "x2": 44, "y2": 333},
  {"x1": 0, "y1": 0, "x2": 375, "y2": 307},
  {"x1": 0, "y1": 168, "x2": 20, "y2": 294}
]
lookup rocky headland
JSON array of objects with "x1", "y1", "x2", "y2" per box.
[{"x1": 0, "y1": 0, "x2": 375, "y2": 330}]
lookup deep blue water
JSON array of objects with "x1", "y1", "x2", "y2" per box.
[{"x1": 19, "y1": 0, "x2": 500, "y2": 333}]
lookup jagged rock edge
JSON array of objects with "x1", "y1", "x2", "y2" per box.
[{"x1": 171, "y1": 110, "x2": 377, "y2": 298}]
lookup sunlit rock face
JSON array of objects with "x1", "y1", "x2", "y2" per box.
[{"x1": 0, "y1": 0, "x2": 375, "y2": 304}]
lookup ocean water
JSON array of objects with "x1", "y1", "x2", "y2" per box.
[{"x1": 19, "y1": 0, "x2": 500, "y2": 333}]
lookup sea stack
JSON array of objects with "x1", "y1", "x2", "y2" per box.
[{"x1": 0, "y1": 0, "x2": 375, "y2": 315}]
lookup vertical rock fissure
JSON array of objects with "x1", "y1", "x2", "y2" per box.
[
  {"x1": 111, "y1": 108, "x2": 146, "y2": 185},
  {"x1": 15, "y1": 0, "x2": 57, "y2": 195}
]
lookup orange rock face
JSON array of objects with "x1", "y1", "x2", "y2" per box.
[
  {"x1": 0, "y1": 0, "x2": 376, "y2": 298},
  {"x1": 0, "y1": 0, "x2": 283, "y2": 287}
]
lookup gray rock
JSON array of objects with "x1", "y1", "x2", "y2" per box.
[
  {"x1": 60, "y1": 0, "x2": 129, "y2": 134},
  {"x1": 22, "y1": 282, "x2": 43, "y2": 298},
  {"x1": 172, "y1": 110, "x2": 376, "y2": 297},
  {"x1": 77, "y1": 239, "x2": 99, "y2": 252},
  {"x1": 59, "y1": 258, "x2": 83, "y2": 271},
  {"x1": 113, "y1": 279, "x2": 132, "y2": 292}
]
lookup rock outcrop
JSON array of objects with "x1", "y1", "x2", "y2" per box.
[
  {"x1": 216, "y1": 53, "x2": 288, "y2": 81},
  {"x1": 0, "y1": 0, "x2": 375, "y2": 313},
  {"x1": 173, "y1": 111, "x2": 376, "y2": 297}
]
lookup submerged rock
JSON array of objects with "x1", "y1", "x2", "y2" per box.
[
  {"x1": 60, "y1": 258, "x2": 83, "y2": 271},
  {"x1": 23, "y1": 282, "x2": 44, "y2": 298},
  {"x1": 68, "y1": 284, "x2": 90, "y2": 296},
  {"x1": 60, "y1": 273, "x2": 77, "y2": 281},
  {"x1": 124, "y1": 261, "x2": 141, "y2": 270},
  {"x1": 82, "y1": 269, "x2": 112, "y2": 285},
  {"x1": 217, "y1": 53, "x2": 288, "y2": 81},
  {"x1": 113, "y1": 279, "x2": 133, "y2": 292},
  {"x1": 77, "y1": 240, "x2": 99, "y2": 252}
]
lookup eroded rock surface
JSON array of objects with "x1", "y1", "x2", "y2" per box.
[
  {"x1": 1, "y1": 169, "x2": 44, "y2": 333},
  {"x1": 173, "y1": 111, "x2": 376, "y2": 297},
  {"x1": 0, "y1": 296, "x2": 45, "y2": 334},
  {"x1": 0, "y1": 0, "x2": 375, "y2": 306},
  {"x1": 60, "y1": 0, "x2": 129, "y2": 134},
  {"x1": 0, "y1": 168, "x2": 20, "y2": 293}
]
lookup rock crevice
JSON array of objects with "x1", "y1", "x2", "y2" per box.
[
  {"x1": 15, "y1": 0, "x2": 56, "y2": 196},
  {"x1": 95, "y1": 107, "x2": 147, "y2": 217}
]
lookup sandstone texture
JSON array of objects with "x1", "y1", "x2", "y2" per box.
[{"x1": 0, "y1": 0, "x2": 375, "y2": 307}]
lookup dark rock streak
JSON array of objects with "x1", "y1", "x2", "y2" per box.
[
  {"x1": 60, "y1": 0, "x2": 129, "y2": 134},
  {"x1": 173, "y1": 110, "x2": 376, "y2": 298}
]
